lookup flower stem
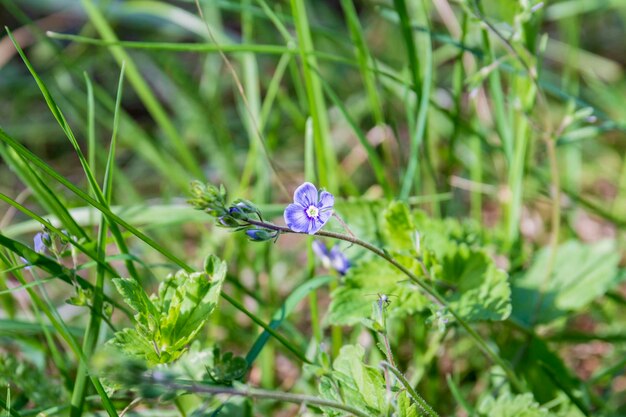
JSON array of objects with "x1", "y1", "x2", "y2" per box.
[
  {"x1": 163, "y1": 380, "x2": 372, "y2": 417},
  {"x1": 381, "y1": 361, "x2": 439, "y2": 417},
  {"x1": 245, "y1": 219, "x2": 525, "y2": 392}
]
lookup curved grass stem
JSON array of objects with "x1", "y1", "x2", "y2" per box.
[
  {"x1": 245, "y1": 218, "x2": 526, "y2": 392},
  {"x1": 163, "y1": 380, "x2": 372, "y2": 417},
  {"x1": 381, "y1": 361, "x2": 439, "y2": 417}
]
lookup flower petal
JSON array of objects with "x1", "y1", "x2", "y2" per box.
[
  {"x1": 284, "y1": 203, "x2": 311, "y2": 233},
  {"x1": 330, "y1": 245, "x2": 350, "y2": 275},
  {"x1": 308, "y1": 217, "x2": 327, "y2": 235},
  {"x1": 33, "y1": 232, "x2": 45, "y2": 254},
  {"x1": 318, "y1": 190, "x2": 334, "y2": 210},
  {"x1": 317, "y1": 206, "x2": 333, "y2": 226},
  {"x1": 308, "y1": 220, "x2": 319, "y2": 234},
  {"x1": 293, "y1": 182, "x2": 318, "y2": 207},
  {"x1": 312, "y1": 240, "x2": 330, "y2": 262}
]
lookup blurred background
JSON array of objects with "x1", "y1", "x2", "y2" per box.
[{"x1": 1, "y1": 0, "x2": 626, "y2": 415}]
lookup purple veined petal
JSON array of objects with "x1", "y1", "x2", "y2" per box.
[
  {"x1": 284, "y1": 203, "x2": 311, "y2": 233},
  {"x1": 293, "y1": 182, "x2": 318, "y2": 208},
  {"x1": 307, "y1": 218, "x2": 325, "y2": 235},
  {"x1": 318, "y1": 191, "x2": 334, "y2": 210},
  {"x1": 317, "y1": 207, "x2": 333, "y2": 226}
]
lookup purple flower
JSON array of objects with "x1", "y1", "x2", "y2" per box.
[
  {"x1": 284, "y1": 182, "x2": 334, "y2": 235},
  {"x1": 33, "y1": 232, "x2": 50, "y2": 254},
  {"x1": 19, "y1": 256, "x2": 32, "y2": 271},
  {"x1": 312, "y1": 240, "x2": 350, "y2": 275}
]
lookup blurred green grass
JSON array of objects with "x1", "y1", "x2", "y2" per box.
[{"x1": 1, "y1": 0, "x2": 626, "y2": 415}]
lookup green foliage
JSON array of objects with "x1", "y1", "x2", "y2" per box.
[
  {"x1": 314, "y1": 344, "x2": 387, "y2": 416},
  {"x1": 310, "y1": 344, "x2": 437, "y2": 416},
  {"x1": 0, "y1": 353, "x2": 65, "y2": 409},
  {"x1": 478, "y1": 392, "x2": 554, "y2": 417},
  {"x1": 511, "y1": 240, "x2": 621, "y2": 325},
  {"x1": 2, "y1": 1, "x2": 626, "y2": 416},
  {"x1": 438, "y1": 247, "x2": 511, "y2": 322},
  {"x1": 206, "y1": 347, "x2": 248, "y2": 385},
  {"x1": 512, "y1": 337, "x2": 586, "y2": 408},
  {"x1": 329, "y1": 201, "x2": 511, "y2": 325},
  {"x1": 397, "y1": 391, "x2": 420, "y2": 417},
  {"x1": 110, "y1": 254, "x2": 226, "y2": 364},
  {"x1": 328, "y1": 257, "x2": 428, "y2": 326}
]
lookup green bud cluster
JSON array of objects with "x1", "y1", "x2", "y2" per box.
[{"x1": 189, "y1": 181, "x2": 279, "y2": 242}]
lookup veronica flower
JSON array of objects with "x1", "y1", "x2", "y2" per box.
[
  {"x1": 284, "y1": 182, "x2": 334, "y2": 235},
  {"x1": 33, "y1": 231, "x2": 50, "y2": 254},
  {"x1": 312, "y1": 240, "x2": 350, "y2": 275},
  {"x1": 19, "y1": 257, "x2": 32, "y2": 271}
]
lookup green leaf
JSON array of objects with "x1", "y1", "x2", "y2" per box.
[
  {"x1": 334, "y1": 199, "x2": 385, "y2": 246},
  {"x1": 112, "y1": 278, "x2": 159, "y2": 331},
  {"x1": 315, "y1": 344, "x2": 386, "y2": 416},
  {"x1": 328, "y1": 258, "x2": 428, "y2": 326},
  {"x1": 329, "y1": 202, "x2": 510, "y2": 325},
  {"x1": 477, "y1": 392, "x2": 555, "y2": 417},
  {"x1": 381, "y1": 201, "x2": 416, "y2": 251},
  {"x1": 333, "y1": 345, "x2": 386, "y2": 412},
  {"x1": 437, "y1": 246, "x2": 512, "y2": 322},
  {"x1": 110, "y1": 255, "x2": 227, "y2": 365},
  {"x1": 0, "y1": 353, "x2": 65, "y2": 409},
  {"x1": 207, "y1": 347, "x2": 247, "y2": 385},
  {"x1": 396, "y1": 391, "x2": 420, "y2": 417},
  {"x1": 159, "y1": 265, "x2": 226, "y2": 352},
  {"x1": 511, "y1": 240, "x2": 622, "y2": 325},
  {"x1": 109, "y1": 328, "x2": 159, "y2": 364}
]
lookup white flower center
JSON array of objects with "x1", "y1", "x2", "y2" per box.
[{"x1": 306, "y1": 205, "x2": 319, "y2": 219}]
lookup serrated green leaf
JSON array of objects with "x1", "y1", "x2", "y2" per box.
[
  {"x1": 382, "y1": 201, "x2": 416, "y2": 251},
  {"x1": 330, "y1": 202, "x2": 509, "y2": 325},
  {"x1": 333, "y1": 345, "x2": 386, "y2": 412},
  {"x1": 397, "y1": 391, "x2": 420, "y2": 417},
  {"x1": 511, "y1": 240, "x2": 621, "y2": 325},
  {"x1": 318, "y1": 376, "x2": 343, "y2": 417},
  {"x1": 328, "y1": 258, "x2": 428, "y2": 326},
  {"x1": 110, "y1": 256, "x2": 227, "y2": 365},
  {"x1": 477, "y1": 392, "x2": 554, "y2": 417},
  {"x1": 438, "y1": 247, "x2": 511, "y2": 322},
  {"x1": 160, "y1": 266, "x2": 226, "y2": 351},
  {"x1": 112, "y1": 278, "x2": 159, "y2": 330},
  {"x1": 334, "y1": 199, "x2": 385, "y2": 249},
  {"x1": 316, "y1": 344, "x2": 386, "y2": 416},
  {"x1": 109, "y1": 327, "x2": 159, "y2": 364},
  {"x1": 205, "y1": 253, "x2": 228, "y2": 277},
  {"x1": 207, "y1": 347, "x2": 247, "y2": 385}
]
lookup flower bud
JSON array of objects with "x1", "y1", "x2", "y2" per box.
[{"x1": 245, "y1": 228, "x2": 278, "y2": 242}]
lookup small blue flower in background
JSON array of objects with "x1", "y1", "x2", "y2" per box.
[
  {"x1": 284, "y1": 182, "x2": 334, "y2": 235},
  {"x1": 19, "y1": 256, "x2": 32, "y2": 271},
  {"x1": 33, "y1": 231, "x2": 50, "y2": 254},
  {"x1": 312, "y1": 240, "x2": 350, "y2": 275}
]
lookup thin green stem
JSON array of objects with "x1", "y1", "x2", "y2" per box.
[
  {"x1": 220, "y1": 292, "x2": 310, "y2": 365},
  {"x1": 0, "y1": 130, "x2": 306, "y2": 365},
  {"x1": 381, "y1": 361, "x2": 439, "y2": 417},
  {"x1": 78, "y1": 0, "x2": 204, "y2": 179},
  {"x1": 162, "y1": 380, "x2": 372, "y2": 417},
  {"x1": 291, "y1": 0, "x2": 338, "y2": 193},
  {"x1": 244, "y1": 219, "x2": 525, "y2": 392},
  {"x1": 399, "y1": 0, "x2": 433, "y2": 200}
]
